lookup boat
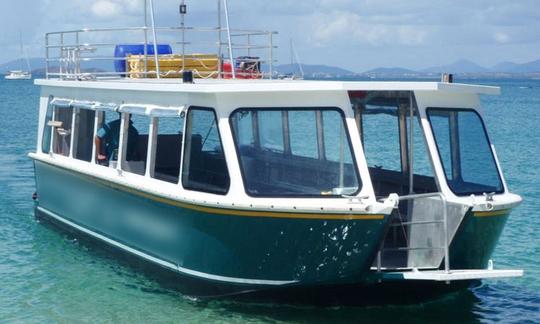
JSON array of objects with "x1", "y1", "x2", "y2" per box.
[
  {"x1": 30, "y1": 0, "x2": 523, "y2": 300},
  {"x1": 5, "y1": 32, "x2": 32, "y2": 80},
  {"x1": 5, "y1": 70, "x2": 32, "y2": 80}
]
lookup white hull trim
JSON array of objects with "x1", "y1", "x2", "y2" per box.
[{"x1": 37, "y1": 206, "x2": 298, "y2": 286}]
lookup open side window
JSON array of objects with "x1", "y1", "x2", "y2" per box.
[
  {"x1": 51, "y1": 105, "x2": 74, "y2": 157},
  {"x1": 351, "y1": 91, "x2": 437, "y2": 198}
]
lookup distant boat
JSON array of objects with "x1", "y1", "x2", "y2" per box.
[
  {"x1": 5, "y1": 70, "x2": 32, "y2": 80},
  {"x1": 5, "y1": 32, "x2": 32, "y2": 80}
]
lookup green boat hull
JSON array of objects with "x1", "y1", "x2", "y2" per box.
[
  {"x1": 33, "y1": 160, "x2": 390, "y2": 290},
  {"x1": 449, "y1": 209, "x2": 511, "y2": 270}
]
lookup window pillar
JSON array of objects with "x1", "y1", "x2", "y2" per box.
[
  {"x1": 117, "y1": 113, "x2": 129, "y2": 171},
  {"x1": 145, "y1": 117, "x2": 158, "y2": 177}
]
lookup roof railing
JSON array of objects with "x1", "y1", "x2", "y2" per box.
[{"x1": 44, "y1": 0, "x2": 278, "y2": 81}]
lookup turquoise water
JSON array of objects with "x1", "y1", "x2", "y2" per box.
[{"x1": 0, "y1": 78, "x2": 539, "y2": 323}]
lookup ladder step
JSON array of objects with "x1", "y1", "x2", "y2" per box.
[
  {"x1": 389, "y1": 220, "x2": 444, "y2": 226},
  {"x1": 376, "y1": 269, "x2": 524, "y2": 281},
  {"x1": 382, "y1": 246, "x2": 445, "y2": 252}
]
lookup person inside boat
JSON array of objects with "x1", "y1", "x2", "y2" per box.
[{"x1": 95, "y1": 114, "x2": 139, "y2": 165}]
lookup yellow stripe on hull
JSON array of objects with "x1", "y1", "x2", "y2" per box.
[
  {"x1": 473, "y1": 209, "x2": 511, "y2": 217},
  {"x1": 37, "y1": 159, "x2": 386, "y2": 221}
]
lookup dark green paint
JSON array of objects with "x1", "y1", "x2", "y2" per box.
[
  {"x1": 34, "y1": 160, "x2": 390, "y2": 286},
  {"x1": 448, "y1": 210, "x2": 510, "y2": 269}
]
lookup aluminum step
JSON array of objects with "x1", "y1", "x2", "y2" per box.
[{"x1": 377, "y1": 268, "x2": 524, "y2": 281}]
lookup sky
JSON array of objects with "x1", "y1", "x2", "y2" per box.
[{"x1": 1, "y1": 0, "x2": 539, "y2": 72}]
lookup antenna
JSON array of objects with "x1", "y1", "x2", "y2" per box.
[
  {"x1": 223, "y1": 0, "x2": 236, "y2": 79},
  {"x1": 180, "y1": 0, "x2": 186, "y2": 73},
  {"x1": 148, "y1": 0, "x2": 161, "y2": 78}
]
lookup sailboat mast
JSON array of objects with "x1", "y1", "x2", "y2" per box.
[
  {"x1": 19, "y1": 31, "x2": 31, "y2": 72},
  {"x1": 19, "y1": 32, "x2": 24, "y2": 71}
]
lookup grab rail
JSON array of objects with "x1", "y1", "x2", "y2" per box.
[{"x1": 376, "y1": 192, "x2": 450, "y2": 274}]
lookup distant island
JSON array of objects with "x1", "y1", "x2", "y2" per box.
[
  {"x1": 2, "y1": 57, "x2": 540, "y2": 79},
  {"x1": 276, "y1": 58, "x2": 540, "y2": 79}
]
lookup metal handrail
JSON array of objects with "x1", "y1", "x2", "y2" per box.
[
  {"x1": 376, "y1": 192, "x2": 450, "y2": 274},
  {"x1": 44, "y1": 2, "x2": 278, "y2": 81}
]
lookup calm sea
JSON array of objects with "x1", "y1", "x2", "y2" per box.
[{"x1": 0, "y1": 78, "x2": 538, "y2": 323}]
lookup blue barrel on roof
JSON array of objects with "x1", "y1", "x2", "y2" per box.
[{"x1": 114, "y1": 44, "x2": 173, "y2": 73}]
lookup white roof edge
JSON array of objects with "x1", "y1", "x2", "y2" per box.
[{"x1": 34, "y1": 79, "x2": 500, "y2": 95}]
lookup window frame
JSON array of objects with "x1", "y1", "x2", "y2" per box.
[
  {"x1": 229, "y1": 106, "x2": 363, "y2": 198},
  {"x1": 426, "y1": 107, "x2": 505, "y2": 196},
  {"x1": 181, "y1": 106, "x2": 230, "y2": 195},
  {"x1": 41, "y1": 96, "x2": 55, "y2": 154},
  {"x1": 150, "y1": 115, "x2": 185, "y2": 184},
  {"x1": 72, "y1": 107, "x2": 96, "y2": 163},
  {"x1": 360, "y1": 104, "x2": 404, "y2": 173},
  {"x1": 119, "y1": 112, "x2": 150, "y2": 176},
  {"x1": 51, "y1": 105, "x2": 75, "y2": 157}
]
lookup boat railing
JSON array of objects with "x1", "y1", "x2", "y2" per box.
[
  {"x1": 375, "y1": 192, "x2": 450, "y2": 273},
  {"x1": 44, "y1": 26, "x2": 278, "y2": 80}
]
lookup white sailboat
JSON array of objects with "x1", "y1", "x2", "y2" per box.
[{"x1": 5, "y1": 33, "x2": 32, "y2": 80}]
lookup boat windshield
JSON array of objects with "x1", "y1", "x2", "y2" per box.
[
  {"x1": 427, "y1": 108, "x2": 504, "y2": 196},
  {"x1": 230, "y1": 108, "x2": 361, "y2": 197}
]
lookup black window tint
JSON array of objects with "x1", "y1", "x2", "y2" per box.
[
  {"x1": 52, "y1": 107, "x2": 73, "y2": 157},
  {"x1": 182, "y1": 108, "x2": 230, "y2": 194},
  {"x1": 74, "y1": 109, "x2": 96, "y2": 162},
  {"x1": 153, "y1": 116, "x2": 184, "y2": 184}
]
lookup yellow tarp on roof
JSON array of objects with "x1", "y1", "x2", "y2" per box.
[{"x1": 127, "y1": 54, "x2": 220, "y2": 79}]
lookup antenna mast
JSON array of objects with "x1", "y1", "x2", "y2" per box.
[{"x1": 223, "y1": 0, "x2": 236, "y2": 79}]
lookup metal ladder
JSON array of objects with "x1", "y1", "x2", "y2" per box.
[{"x1": 374, "y1": 192, "x2": 450, "y2": 273}]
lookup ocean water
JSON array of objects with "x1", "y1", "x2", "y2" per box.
[{"x1": 0, "y1": 78, "x2": 539, "y2": 323}]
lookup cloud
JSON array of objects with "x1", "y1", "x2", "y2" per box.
[
  {"x1": 306, "y1": 11, "x2": 429, "y2": 47},
  {"x1": 91, "y1": 1, "x2": 122, "y2": 19},
  {"x1": 494, "y1": 32, "x2": 511, "y2": 44},
  {"x1": 0, "y1": 0, "x2": 539, "y2": 70}
]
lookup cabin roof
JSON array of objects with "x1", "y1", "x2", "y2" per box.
[{"x1": 35, "y1": 78, "x2": 501, "y2": 96}]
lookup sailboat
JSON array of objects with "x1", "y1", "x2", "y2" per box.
[
  {"x1": 5, "y1": 33, "x2": 32, "y2": 80},
  {"x1": 278, "y1": 39, "x2": 304, "y2": 80}
]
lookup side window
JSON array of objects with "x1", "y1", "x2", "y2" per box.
[
  {"x1": 258, "y1": 111, "x2": 284, "y2": 152},
  {"x1": 289, "y1": 111, "x2": 318, "y2": 158},
  {"x1": 406, "y1": 115, "x2": 434, "y2": 178},
  {"x1": 152, "y1": 116, "x2": 184, "y2": 183},
  {"x1": 428, "y1": 109, "x2": 503, "y2": 195},
  {"x1": 182, "y1": 108, "x2": 230, "y2": 194},
  {"x1": 95, "y1": 111, "x2": 122, "y2": 167},
  {"x1": 41, "y1": 96, "x2": 54, "y2": 153},
  {"x1": 429, "y1": 113, "x2": 452, "y2": 179},
  {"x1": 233, "y1": 110, "x2": 255, "y2": 147},
  {"x1": 230, "y1": 108, "x2": 361, "y2": 197},
  {"x1": 74, "y1": 108, "x2": 96, "y2": 162},
  {"x1": 323, "y1": 110, "x2": 354, "y2": 164},
  {"x1": 52, "y1": 106, "x2": 74, "y2": 157},
  {"x1": 121, "y1": 114, "x2": 147, "y2": 176},
  {"x1": 362, "y1": 105, "x2": 401, "y2": 171}
]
